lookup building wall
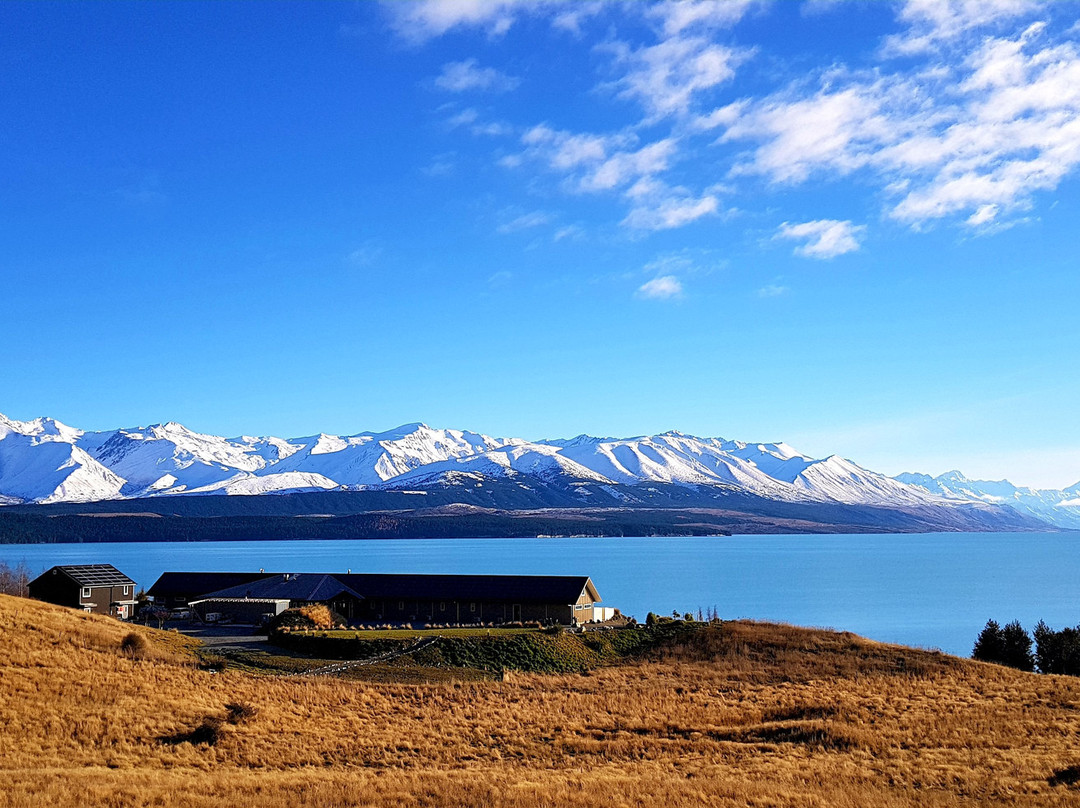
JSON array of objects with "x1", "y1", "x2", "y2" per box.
[
  {"x1": 28, "y1": 574, "x2": 81, "y2": 610},
  {"x1": 192, "y1": 600, "x2": 288, "y2": 624},
  {"x1": 356, "y1": 597, "x2": 576, "y2": 625}
]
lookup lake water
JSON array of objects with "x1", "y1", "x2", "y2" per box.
[{"x1": 2, "y1": 532, "x2": 1077, "y2": 657}]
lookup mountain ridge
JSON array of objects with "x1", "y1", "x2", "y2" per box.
[{"x1": 0, "y1": 411, "x2": 1070, "y2": 532}]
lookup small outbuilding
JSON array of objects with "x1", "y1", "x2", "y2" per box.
[{"x1": 29, "y1": 564, "x2": 138, "y2": 618}]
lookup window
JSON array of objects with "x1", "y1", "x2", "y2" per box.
[
  {"x1": 178, "y1": 597, "x2": 187, "y2": 604},
  {"x1": 439, "y1": 602, "x2": 446, "y2": 612},
  {"x1": 123, "y1": 586, "x2": 129, "y2": 596},
  {"x1": 82, "y1": 587, "x2": 92, "y2": 599},
  {"x1": 470, "y1": 602, "x2": 476, "y2": 613},
  {"x1": 398, "y1": 601, "x2": 404, "y2": 611}
]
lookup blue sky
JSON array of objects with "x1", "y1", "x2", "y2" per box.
[{"x1": 3, "y1": 0, "x2": 1080, "y2": 488}]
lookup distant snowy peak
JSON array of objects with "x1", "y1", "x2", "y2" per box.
[{"x1": 897, "y1": 470, "x2": 1080, "y2": 529}]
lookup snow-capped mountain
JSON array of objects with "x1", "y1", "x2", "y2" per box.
[
  {"x1": 0, "y1": 410, "x2": 1063, "y2": 531},
  {"x1": 896, "y1": 470, "x2": 1080, "y2": 530},
  {"x1": 0, "y1": 415, "x2": 124, "y2": 504}
]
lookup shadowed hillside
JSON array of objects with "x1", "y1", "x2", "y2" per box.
[{"x1": 3, "y1": 594, "x2": 1080, "y2": 806}]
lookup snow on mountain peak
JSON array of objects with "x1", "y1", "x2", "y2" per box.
[
  {"x1": 0, "y1": 413, "x2": 83, "y2": 444},
  {"x1": 0, "y1": 412, "x2": 1051, "y2": 518},
  {"x1": 896, "y1": 469, "x2": 1080, "y2": 529}
]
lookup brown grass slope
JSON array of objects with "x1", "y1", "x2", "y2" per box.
[{"x1": 3, "y1": 594, "x2": 1080, "y2": 807}]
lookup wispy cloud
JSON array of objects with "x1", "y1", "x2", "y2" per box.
[
  {"x1": 637, "y1": 275, "x2": 684, "y2": 300},
  {"x1": 758, "y1": 283, "x2": 789, "y2": 297},
  {"x1": 396, "y1": 0, "x2": 1080, "y2": 240},
  {"x1": 883, "y1": 0, "x2": 1045, "y2": 56},
  {"x1": 388, "y1": 0, "x2": 551, "y2": 41},
  {"x1": 712, "y1": 16, "x2": 1080, "y2": 229},
  {"x1": 608, "y1": 34, "x2": 751, "y2": 121},
  {"x1": 435, "y1": 59, "x2": 520, "y2": 93},
  {"x1": 553, "y1": 224, "x2": 585, "y2": 242},
  {"x1": 346, "y1": 241, "x2": 383, "y2": 267},
  {"x1": 497, "y1": 210, "x2": 551, "y2": 233},
  {"x1": 623, "y1": 191, "x2": 719, "y2": 231},
  {"x1": 775, "y1": 220, "x2": 865, "y2": 259}
]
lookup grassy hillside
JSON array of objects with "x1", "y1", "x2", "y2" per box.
[{"x1": 3, "y1": 594, "x2": 1080, "y2": 806}]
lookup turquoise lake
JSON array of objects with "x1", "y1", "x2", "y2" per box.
[{"x1": 2, "y1": 532, "x2": 1077, "y2": 656}]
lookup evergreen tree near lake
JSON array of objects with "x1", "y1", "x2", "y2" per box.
[
  {"x1": 1033, "y1": 621, "x2": 1080, "y2": 676},
  {"x1": 972, "y1": 619, "x2": 1034, "y2": 671}
]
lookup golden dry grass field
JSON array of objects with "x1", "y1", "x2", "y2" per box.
[{"x1": 3, "y1": 593, "x2": 1080, "y2": 807}]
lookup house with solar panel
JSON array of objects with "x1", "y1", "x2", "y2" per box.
[{"x1": 28, "y1": 564, "x2": 138, "y2": 619}]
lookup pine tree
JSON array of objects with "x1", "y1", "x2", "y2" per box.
[
  {"x1": 972, "y1": 619, "x2": 1004, "y2": 663},
  {"x1": 1000, "y1": 620, "x2": 1034, "y2": 671}
]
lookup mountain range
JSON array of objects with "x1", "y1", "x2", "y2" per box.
[{"x1": 0, "y1": 412, "x2": 1075, "y2": 533}]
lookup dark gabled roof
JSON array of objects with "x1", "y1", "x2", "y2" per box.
[
  {"x1": 200, "y1": 573, "x2": 364, "y2": 603},
  {"x1": 147, "y1": 572, "x2": 282, "y2": 599},
  {"x1": 336, "y1": 574, "x2": 599, "y2": 604},
  {"x1": 146, "y1": 571, "x2": 601, "y2": 604},
  {"x1": 39, "y1": 564, "x2": 136, "y2": 588}
]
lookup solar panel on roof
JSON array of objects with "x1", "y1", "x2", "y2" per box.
[{"x1": 59, "y1": 564, "x2": 136, "y2": 586}]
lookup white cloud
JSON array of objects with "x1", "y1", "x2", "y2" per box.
[
  {"x1": 758, "y1": 283, "x2": 789, "y2": 297},
  {"x1": 516, "y1": 124, "x2": 680, "y2": 196},
  {"x1": 623, "y1": 192, "x2": 719, "y2": 230},
  {"x1": 884, "y1": 0, "x2": 1045, "y2": 56},
  {"x1": 553, "y1": 224, "x2": 585, "y2": 241},
  {"x1": 447, "y1": 108, "x2": 513, "y2": 136},
  {"x1": 637, "y1": 275, "x2": 684, "y2": 300},
  {"x1": 497, "y1": 210, "x2": 551, "y2": 233},
  {"x1": 716, "y1": 20, "x2": 1080, "y2": 228},
  {"x1": 775, "y1": 219, "x2": 865, "y2": 259},
  {"x1": 402, "y1": 0, "x2": 1080, "y2": 239},
  {"x1": 446, "y1": 107, "x2": 479, "y2": 128},
  {"x1": 435, "y1": 59, "x2": 520, "y2": 93},
  {"x1": 648, "y1": 0, "x2": 761, "y2": 36},
  {"x1": 612, "y1": 35, "x2": 750, "y2": 120},
  {"x1": 389, "y1": 0, "x2": 547, "y2": 41},
  {"x1": 552, "y1": 1, "x2": 605, "y2": 34}
]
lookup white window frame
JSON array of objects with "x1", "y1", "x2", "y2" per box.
[
  {"x1": 123, "y1": 585, "x2": 129, "y2": 596},
  {"x1": 82, "y1": 587, "x2": 92, "y2": 599}
]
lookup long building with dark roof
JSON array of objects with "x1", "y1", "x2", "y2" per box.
[{"x1": 147, "y1": 571, "x2": 604, "y2": 625}]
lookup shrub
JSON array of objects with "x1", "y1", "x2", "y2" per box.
[
  {"x1": 225, "y1": 702, "x2": 258, "y2": 725},
  {"x1": 160, "y1": 716, "x2": 224, "y2": 746},
  {"x1": 269, "y1": 605, "x2": 347, "y2": 633},
  {"x1": 120, "y1": 631, "x2": 150, "y2": 659}
]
